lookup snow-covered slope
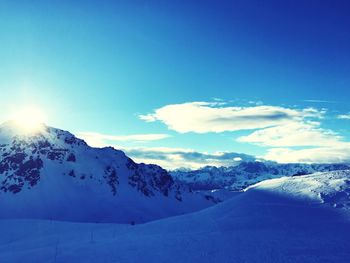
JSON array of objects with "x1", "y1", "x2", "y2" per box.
[
  {"x1": 247, "y1": 170, "x2": 350, "y2": 210},
  {"x1": 171, "y1": 161, "x2": 350, "y2": 190},
  {"x1": 0, "y1": 121, "x2": 213, "y2": 223},
  {"x1": 1, "y1": 170, "x2": 350, "y2": 262}
]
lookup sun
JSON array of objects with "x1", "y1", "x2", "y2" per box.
[{"x1": 11, "y1": 107, "x2": 46, "y2": 134}]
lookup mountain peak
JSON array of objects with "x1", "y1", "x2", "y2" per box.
[
  {"x1": 0, "y1": 120, "x2": 86, "y2": 147},
  {"x1": 0, "y1": 120, "x2": 50, "y2": 141}
]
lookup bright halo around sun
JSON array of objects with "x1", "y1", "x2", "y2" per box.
[{"x1": 11, "y1": 107, "x2": 46, "y2": 134}]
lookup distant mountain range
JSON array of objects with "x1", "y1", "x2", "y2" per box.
[
  {"x1": 0, "y1": 121, "x2": 214, "y2": 224},
  {"x1": 170, "y1": 161, "x2": 350, "y2": 191}
]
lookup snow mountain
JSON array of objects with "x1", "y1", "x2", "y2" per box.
[
  {"x1": 171, "y1": 161, "x2": 350, "y2": 191},
  {"x1": 0, "y1": 121, "x2": 214, "y2": 223}
]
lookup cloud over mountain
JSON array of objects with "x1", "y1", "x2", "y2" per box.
[
  {"x1": 338, "y1": 114, "x2": 350, "y2": 120},
  {"x1": 119, "y1": 147, "x2": 254, "y2": 170},
  {"x1": 237, "y1": 121, "x2": 342, "y2": 147},
  {"x1": 264, "y1": 145, "x2": 350, "y2": 164}
]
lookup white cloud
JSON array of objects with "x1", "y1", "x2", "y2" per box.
[
  {"x1": 75, "y1": 101, "x2": 350, "y2": 167},
  {"x1": 77, "y1": 132, "x2": 171, "y2": 147},
  {"x1": 303, "y1": 99, "x2": 337, "y2": 103},
  {"x1": 238, "y1": 113, "x2": 350, "y2": 163},
  {"x1": 338, "y1": 114, "x2": 350, "y2": 120},
  {"x1": 263, "y1": 146, "x2": 350, "y2": 164},
  {"x1": 238, "y1": 121, "x2": 342, "y2": 147},
  {"x1": 119, "y1": 146, "x2": 254, "y2": 170},
  {"x1": 139, "y1": 101, "x2": 322, "y2": 133}
]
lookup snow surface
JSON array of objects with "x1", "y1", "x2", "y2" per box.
[
  {"x1": 247, "y1": 170, "x2": 350, "y2": 211},
  {"x1": 1, "y1": 170, "x2": 350, "y2": 262}
]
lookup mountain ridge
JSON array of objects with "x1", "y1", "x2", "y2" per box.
[
  {"x1": 0, "y1": 121, "x2": 213, "y2": 223},
  {"x1": 171, "y1": 161, "x2": 350, "y2": 191}
]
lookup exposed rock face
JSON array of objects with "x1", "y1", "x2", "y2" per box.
[{"x1": 127, "y1": 159, "x2": 175, "y2": 198}]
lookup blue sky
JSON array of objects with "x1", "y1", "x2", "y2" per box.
[{"x1": 1, "y1": 1, "x2": 350, "y2": 168}]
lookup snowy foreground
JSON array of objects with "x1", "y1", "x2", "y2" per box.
[{"x1": 1, "y1": 170, "x2": 350, "y2": 263}]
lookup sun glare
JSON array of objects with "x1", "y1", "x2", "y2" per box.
[{"x1": 11, "y1": 107, "x2": 46, "y2": 134}]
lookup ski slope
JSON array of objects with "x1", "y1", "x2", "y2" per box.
[{"x1": 1, "y1": 170, "x2": 349, "y2": 262}]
